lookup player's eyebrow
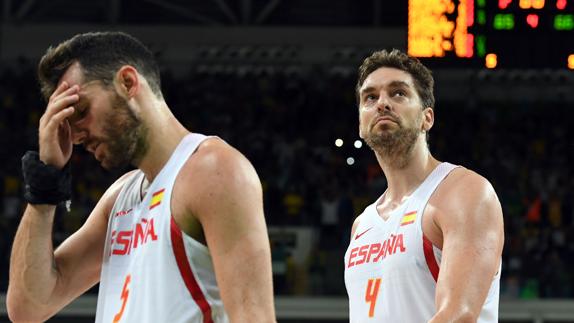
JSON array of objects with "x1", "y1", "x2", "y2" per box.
[{"x1": 360, "y1": 80, "x2": 411, "y2": 96}]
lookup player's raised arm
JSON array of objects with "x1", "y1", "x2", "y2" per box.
[{"x1": 6, "y1": 81, "x2": 134, "y2": 322}]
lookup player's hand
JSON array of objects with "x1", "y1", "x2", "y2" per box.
[{"x1": 38, "y1": 81, "x2": 79, "y2": 169}]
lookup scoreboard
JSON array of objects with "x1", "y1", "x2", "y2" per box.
[{"x1": 408, "y1": 0, "x2": 574, "y2": 68}]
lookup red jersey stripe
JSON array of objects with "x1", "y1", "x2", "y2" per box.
[
  {"x1": 170, "y1": 217, "x2": 213, "y2": 323},
  {"x1": 152, "y1": 188, "x2": 166, "y2": 197},
  {"x1": 422, "y1": 235, "x2": 440, "y2": 282}
]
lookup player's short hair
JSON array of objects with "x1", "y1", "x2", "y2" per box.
[
  {"x1": 38, "y1": 31, "x2": 162, "y2": 101},
  {"x1": 356, "y1": 49, "x2": 435, "y2": 109}
]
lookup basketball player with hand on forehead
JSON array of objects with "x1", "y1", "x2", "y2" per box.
[
  {"x1": 7, "y1": 32, "x2": 276, "y2": 323},
  {"x1": 344, "y1": 49, "x2": 504, "y2": 322}
]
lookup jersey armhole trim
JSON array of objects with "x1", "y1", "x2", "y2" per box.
[
  {"x1": 170, "y1": 216, "x2": 214, "y2": 323},
  {"x1": 423, "y1": 234, "x2": 440, "y2": 282}
]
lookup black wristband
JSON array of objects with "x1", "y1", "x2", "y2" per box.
[{"x1": 21, "y1": 151, "x2": 72, "y2": 209}]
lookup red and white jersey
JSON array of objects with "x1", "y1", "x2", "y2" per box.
[
  {"x1": 95, "y1": 133, "x2": 229, "y2": 323},
  {"x1": 344, "y1": 163, "x2": 500, "y2": 323}
]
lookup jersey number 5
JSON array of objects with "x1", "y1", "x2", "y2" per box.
[
  {"x1": 365, "y1": 278, "x2": 382, "y2": 318},
  {"x1": 113, "y1": 274, "x2": 132, "y2": 323}
]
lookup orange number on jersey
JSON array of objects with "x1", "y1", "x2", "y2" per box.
[
  {"x1": 113, "y1": 274, "x2": 132, "y2": 323},
  {"x1": 365, "y1": 278, "x2": 382, "y2": 318}
]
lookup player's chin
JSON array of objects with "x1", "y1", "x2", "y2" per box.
[
  {"x1": 96, "y1": 151, "x2": 112, "y2": 169},
  {"x1": 100, "y1": 156, "x2": 119, "y2": 170},
  {"x1": 371, "y1": 125, "x2": 397, "y2": 136},
  {"x1": 99, "y1": 160, "x2": 112, "y2": 170},
  {"x1": 95, "y1": 147, "x2": 115, "y2": 169}
]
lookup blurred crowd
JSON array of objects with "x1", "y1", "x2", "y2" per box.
[{"x1": 1, "y1": 59, "x2": 573, "y2": 299}]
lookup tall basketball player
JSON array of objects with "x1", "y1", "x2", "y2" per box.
[
  {"x1": 7, "y1": 32, "x2": 276, "y2": 323},
  {"x1": 344, "y1": 49, "x2": 504, "y2": 322}
]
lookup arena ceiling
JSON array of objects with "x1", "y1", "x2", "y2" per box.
[{"x1": 1, "y1": 0, "x2": 406, "y2": 26}]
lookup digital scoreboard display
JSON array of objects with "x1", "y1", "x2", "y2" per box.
[{"x1": 408, "y1": 0, "x2": 574, "y2": 68}]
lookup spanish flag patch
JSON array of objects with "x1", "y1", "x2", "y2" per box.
[
  {"x1": 149, "y1": 188, "x2": 165, "y2": 210},
  {"x1": 400, "y1": 211, "x2": 417, "y2": 226}
]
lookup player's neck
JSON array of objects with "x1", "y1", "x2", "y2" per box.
[
  {"x1": 135, "y1": 101, "x2": 190, "y2": 182},
  {"x1": 376, "y1": 139, "x2": 439, "y2": 202}
]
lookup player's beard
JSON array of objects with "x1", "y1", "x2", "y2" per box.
[
  {"x1": 99, "y1": 92, "x2": 148, "y2": 170},
  {"x1": 363, "y1": 112, "x2": 422, "y2": 169}
]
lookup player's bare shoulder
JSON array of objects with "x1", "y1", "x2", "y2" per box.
[
  {"x1": 428, "y1": 166, "x2": 502, "y2": 230},
  {"x1": 181, "y1": 136, "x2": 260, "y2": 190},
  {"x1": 432, "y1": 167, "x2": 500, "y2": 208},
  {"x1": 350, "y1": 214, "x2": 364, "y2": 238},
  {"x1": 173, "y1": 137, "x2": 262, "y2": 220}
]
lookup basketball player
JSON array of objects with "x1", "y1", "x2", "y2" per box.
[
  {"x1": 344, "y1": 49, "x2": 504, "y2": 322},
  {"x1": 7, "y1": 32, "x2": 276, "y2": 322}
]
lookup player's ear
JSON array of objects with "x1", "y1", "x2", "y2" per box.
[
  {"x1": 422, "y1": 107, "x2": 434, "y2": 132},
  {"x1": 115, "y1": 65, "x2": 139, "y2": 99}
]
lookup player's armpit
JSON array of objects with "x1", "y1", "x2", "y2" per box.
[{"x1": 429, "y1": 170, "x2": 504, "y2": 322}]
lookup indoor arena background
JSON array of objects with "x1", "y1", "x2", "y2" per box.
[{"x1": 0, "y1": 1, "x2": 573, "y2": 322}]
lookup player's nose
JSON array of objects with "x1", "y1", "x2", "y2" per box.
[{"x1": 375, "y1": 94, "x2": 392, "y2": 112}]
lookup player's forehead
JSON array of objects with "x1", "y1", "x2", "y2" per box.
[
  {"x1": 360, "y1": 67, "x2": 415, "y2": 93},
  {"x1": 57, "y1": 61, "x2": 103, "y2": 94},
  {"x1": 57, "y1": 61, "x2": 85, "y2": 88}
]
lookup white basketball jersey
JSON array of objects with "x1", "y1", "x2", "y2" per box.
[
  {"x1": 95, "y1": 133, "x2": 229, "y2": 323},
  {"x1": 344, "y1": 163, "x2": 500, "y2": 322}
]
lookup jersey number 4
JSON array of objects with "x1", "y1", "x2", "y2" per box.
[
  {"x1": 365, "y1": 278, "x2": 382, "y2": 318},
  {"x1": 113, "y1": 274, "x2": 132, "y2": 323}
]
